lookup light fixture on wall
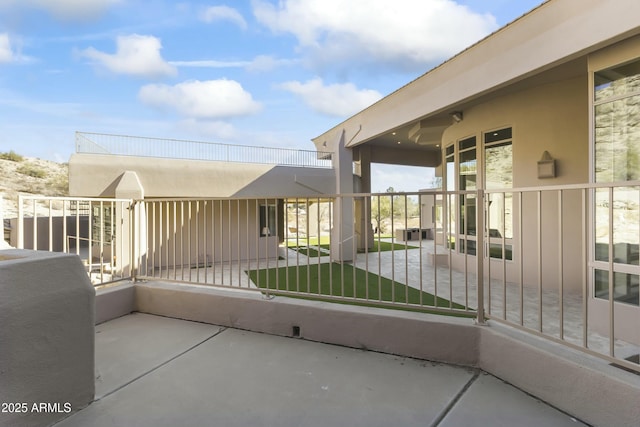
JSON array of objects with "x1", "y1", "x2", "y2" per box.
[
  {"x1": 537, "y1": 151, "x2": 556, "y2": 179},
  {"x1": 451, "y1": 111, "x2": 463, "y2": 123}
]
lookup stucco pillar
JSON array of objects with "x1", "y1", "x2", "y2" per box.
[
  {"x1": 331, "y1": 131, "x2": 355, "y2": 262},
  {"x1": 0, "y1": 250, "x2": 95, "y2": 427},
  {"x1": 114, "y1": 171, "x2": 145, "y2": 278},
  {"x1": 354, "y1": 146, "x2": 374, "y2": 250}
]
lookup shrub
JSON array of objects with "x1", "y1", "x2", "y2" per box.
[
  {"x1": 0, "y1": 150, "x2": 24, "y2": 162},
  {"x1": 48, "y1": 174, "x2": 69, "y2": 195},
  {"x1": 17, "y1": 164, "x2": 47, "y2": 179}
]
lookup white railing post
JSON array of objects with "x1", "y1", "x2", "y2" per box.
[
  {"x1": 0, "y1": 193, "x2": 4, "y2": 245},
  {"x1": 476, "y1": 189, "x2": 486, "y2": 325},
  {"x1": 17, "y1": 195, "x2": 24, "y2": 249}
]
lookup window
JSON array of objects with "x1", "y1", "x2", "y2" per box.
[
  {"x1": 444, "y1": 130, "x2": 513, "y2": 260},
  {"x1": 593, "y1": 60, "x2": 640, "y2": 306},
  {"x1": 459, "y1": 137, "x2": 477, "y2": 254},
  {"x1": 259, "y1": 204, "x2": 277, "y2": 237},
  {"x1": 445, "y1": 144, "x2": 456, "y2": 250},
  {"x1": 484, "y1": 128, "x2": 513, "y2": 260}
]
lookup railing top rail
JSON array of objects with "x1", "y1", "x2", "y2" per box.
[
  {"x1": 18, "y1": 195, "x2": 133, "y2": 203},
  {"x1": 131, "y1": 181, "x2": 640, "y2": 203},
  {"x1": 75, "y1": 131, "x2": 333, "y2": 169}
]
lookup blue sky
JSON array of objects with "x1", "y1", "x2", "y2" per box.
[{"x1": 0, "y1": 0, "x2": 544, "y2": 191}]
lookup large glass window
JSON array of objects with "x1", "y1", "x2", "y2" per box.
[
  {"x1": 459, "y1": 137, "x2": 477, "y2": 241},
  {"x1": 445, "y1": 144, "x2": 456, "y2": 250},
  {"x1": 484, "y1": 128, "x2": 513, "y2": 260},
  {"x1": 593, "y1": 60, "x2": 640, "y2": 306}
]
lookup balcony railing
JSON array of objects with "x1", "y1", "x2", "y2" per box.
[
  {"x1": 11, "y1": 184, "x2": 640, "y2": 374},
  {"x1": 15, "y1": 195, "x2": 134, "y2": 286},
  {"x1": 75, "y1": 132, "x2": 333, "y2": 168}
]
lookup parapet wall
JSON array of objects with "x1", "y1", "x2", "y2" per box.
[
  {"x1": 134, "y1": 281, "x2": 640, "y2": 427},
  {"x1": 0, "y1": 250, "x2": 95, "y2": 427}
]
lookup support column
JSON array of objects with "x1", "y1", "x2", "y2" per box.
[
  {"x1": 355, "y1": 146, "x2": 374, "y2": 250},
  {"x1": 114, "y1": 171, "x2": 145, "y2": 278},
  {"x1": 331, "y1": 131, "x2": 355, "y2": 262}
]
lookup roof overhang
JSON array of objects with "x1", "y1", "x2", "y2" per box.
[{"x1": 312, "y1": 0, "x2": 640, "y2": 155}]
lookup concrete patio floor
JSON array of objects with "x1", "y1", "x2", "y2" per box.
[{"x1": 54, "y1": 313, "x2": 586, "y2": 427}]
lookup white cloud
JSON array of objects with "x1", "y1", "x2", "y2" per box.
[
  {"x1": 80, "y1": 34, "x2": 177, "y2": 79},
  {"x1": 246, "y1": 55, "x2": 298, "y2": 72},
  {"x1": 200, "y1": 5, "x2": 247, "y2": 29},
  {"x1": 0, "y1": 33, "x2": 34, "y2": 64},
  {"x1": 0, "y1": 33, "x2": 14, "y2": 63},
  {"x1": 253, "y1": 0, "x2": 497, "y2": 71},
  {"x1": 170, "y1": 55, "x2": 298, "y2": 72},
  {"x1": 0, "y1": 0, "x2": 121, "y2": 21},
  {"x1": 279, "y1": 78, "x2": 382, "y2": 117},
  {"x1": 138, "y1": 79, "x2": 262, "y2": 119},
  {"x1": 170, "y1": 59, "x2": 252, "y2": 69}
]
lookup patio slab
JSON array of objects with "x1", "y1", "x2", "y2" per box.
[
  {"x1": 55, "y1": 313, "x2": 586, "y2": 427},
  {"x1": 94, "y1": 313, "x2": 222, "y2": 399},
  {"x1": 439, "y1": 373, "x2": 584, "y2": 427}
]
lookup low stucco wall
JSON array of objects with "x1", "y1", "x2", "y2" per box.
[
  {"x1": 95, "y1": 283, "x2": 135, "y2": 325},
  {"x1": 134, "y1": 282, "x2": 479, "y2": 367},
  {"x1": 0, "y1": 250, "x2": 95, "y2": 427},
  {"x1": 133, "y1": 281, "x2": 640, "y2": 427}
]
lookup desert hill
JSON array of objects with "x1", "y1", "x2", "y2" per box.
[{"x1": 0, "y1": 151, "x2": 69, "y2": 218}]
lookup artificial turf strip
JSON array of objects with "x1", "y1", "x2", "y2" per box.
[
  {"x1": 247, "y1": 262, "x2": 466, "y2": 310},
  {"x1": 358, "y1": 240, "x2": 419, "y2": 253},
  {"x1": 289, "y1": 240, "x2": 420, "y2": 258}
]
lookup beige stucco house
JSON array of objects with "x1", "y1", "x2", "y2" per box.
[
  {"x1": 312, "y1": 0, "x2": 640, "y2": 344},
  {"x1": 68, "y1": 136, "x2": 336, "y2": 274}
]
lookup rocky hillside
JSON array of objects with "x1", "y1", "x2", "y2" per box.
[{"x1": 0, "y1": 151, "x2": 69, "y2": 218}]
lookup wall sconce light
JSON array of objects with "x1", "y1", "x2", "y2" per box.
[
  {"x1": 537, "y1": 150, "x2": 556, "y2": 179},
  {"x1": 451, "y1": 111, "x2": 463, "y2": 123}
]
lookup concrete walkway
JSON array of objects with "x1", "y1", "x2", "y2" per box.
[{"x1": 54, "y1": 313, "x2": 586, "y2": 427}]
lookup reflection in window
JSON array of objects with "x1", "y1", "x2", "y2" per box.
[
  {"x1": 594, "y1": 188, "x2": 640, "y2": 265},
  {"x1": 594, "y1": 269, "x2": 640, "y2": 306},
  {"x1": 459, "y1": 137, "x2": 476, "y2": 236},
  {"x1": 594, "y1": 61, "x2": 640, "y2": 268},
  {"x1": 485, "y1": 130, "x2": 513, "y2": 258},
  {"x1": 260, "y1": 204, "x2": 277, "y2": 237},
  {"x1": 446, "y1": 144, "x2": 456, "y2": 250}
]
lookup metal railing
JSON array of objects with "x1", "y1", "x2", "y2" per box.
[
  {"x1": 12, "y1": 185, "x2": 640, "y2": 373},
  {"x1": 132, "y1": 187, "x2": 639, "y2": 373},
  {"x1": 134, "y1": 194, "x2": 475, "y2": 318},
  {"x1": 15, "y1": 195, "x2": 134, "y2": 286},
  {"x1": 75, "y1": 132, "x2": 333, "y2": 169}
]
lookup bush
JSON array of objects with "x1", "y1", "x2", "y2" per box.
[
  {"x1": 48, "y1": 174, "x2": 69, "y2": 195},
  {"x1": 0, "y1": 150, "x2": 24, "y2": 162},
  {"x1": 17, "y1": 164, "x2": 47, "y2": 179}
]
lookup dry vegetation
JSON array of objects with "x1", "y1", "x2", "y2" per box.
[{"x1": 0, "y1": 151, "x2": 69, "y2": 218}]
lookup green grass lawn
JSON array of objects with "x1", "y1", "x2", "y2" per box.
[{"x1": 247, "y1": 262, "x2": 467, "y2": 313}]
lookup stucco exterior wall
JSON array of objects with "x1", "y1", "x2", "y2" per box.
[
  {"x1": 0, "y1": 250, "x2": 94, "y2": 427},
  {"x1": 69, "y1": 154, "x2": 335, "y2": 199},
  {"x1": 442, "y1": 75, "x2": 589, "y2": 292},
  {"x1": 142, "y1": 199, "x2": 281, "y2": 270}
]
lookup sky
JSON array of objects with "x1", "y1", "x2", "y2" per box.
[{"x1": 0, "y1": 0, "x2": 545, "y2": 192}]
